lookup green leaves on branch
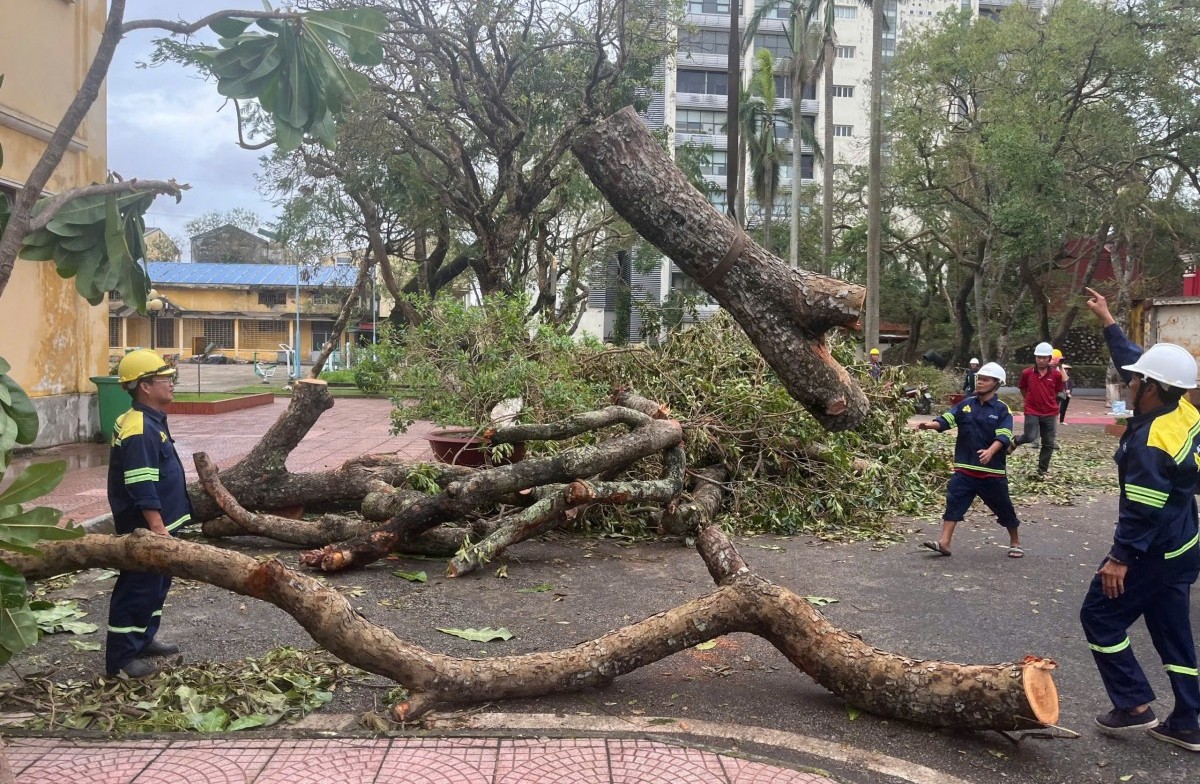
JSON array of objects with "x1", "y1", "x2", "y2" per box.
[
  {"x1": 18, "y1": 191, "x2": 155, "y2": 308},
  {"x1": 1, "y1": 356, "x2": 41, "y2": 463},
  {"x1": 197, "y1": 9, "x2": 386, "y2": 151}
]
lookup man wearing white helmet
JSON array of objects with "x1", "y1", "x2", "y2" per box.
[
  {"x1": 917, "y1": 361, "x2": 1023, "y2": 558},
  {"x1": 1011, "y1": 340, "x2": 1066, "y2": 476},
  {"x1": 962, "y1": 358, "x2": 980, "y2": 396},
  {"x1": 1080, "y1": 287, "x2": 1200, "y2": 752}
]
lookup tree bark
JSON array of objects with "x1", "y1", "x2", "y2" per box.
[
  {"x1": 660, "y1": 465, "x2": 727, "y2": 536},
  {"x1": 573, "y1": 107, "x2": 868, "y2": 431},
  {"x1": 11, "y1": 528, "x2": 1058, "y2": 731},
  {"x1": 299, "y1": 414, "x2": 685, "y2": 572}
]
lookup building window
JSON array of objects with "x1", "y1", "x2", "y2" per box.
[
  {"x1": 754, "y1": 33, "x2": 791, "y2": 60},
  {"x1": 835, "y1": 46, "x2": 855, "y2": 59},
  {"x1": 677, "y1": 69, "x2": 728, "y2": 96},
  {"x1": 155, "y1": 317, "x2": 176, "y2": 349},
  {"x1": 311, "y1": 320, "x2": 337, "y2": 350},
  {"x1": 834, "y1": 5, "x2": 858, "y2": 18},
  {"x1": 773, "y1": 76, "x2": 792, "y2": 99},
  {"x1": 774, "y1": 122, "x2": 792, "y2": 142},
  {"x1": 678, "y1": 28, "x2": 728, "y2": 56},
  {"x1": 676, "y1": 109, "x2": 727, "y2": 135},
  {"x1": 699, "y1": 149, "x2": 727, "y2": 177},
  {"x1": 706, "y1": 190, "x2": 727, "y2": 211},
  {"x1": 834, "y1": 125, "x2": 854, "y2": 137},
  {"x1": 687, "y1": 0, "x2": 730, "y2": 13},
  {"x1": 832, "y1": 85, "x2": 854, "y2": 98},
  {"x1": 109, "y1": 317, "x2": 122, "y2": 348},
  {"x1": 202, "y1": 319, "x2": 235, "y2": 350},
  {"x1": 108, "y1": 289, "x2": 123, "y2": 302},
  {"x1": 258, "y1": 289, "x2": 287, "y2": 306},
  {"x1": 240, "y1": 320, "x2": 289, "y2": 352},
  {"x1": 334, "y1": 254, "x2": 353, "y2": 266},
  {"x1": 801, "y1": 154, "x2": 815, "y2": 180}
]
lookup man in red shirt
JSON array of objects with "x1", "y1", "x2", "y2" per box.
[{"x1": 1011, "y1": 341, "x2": 1065, "y2": 476}]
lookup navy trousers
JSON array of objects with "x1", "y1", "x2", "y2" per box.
[
  {"x1": 1080, "y1": 544, "x2": 1200, "y2": 730},
  {"x1": 105, "y1": 512, "x2": 174, "y2": 675}
]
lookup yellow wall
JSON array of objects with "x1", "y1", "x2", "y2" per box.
[{"x1": 0, "y1": 0, "x2": 108, "y2": 406}]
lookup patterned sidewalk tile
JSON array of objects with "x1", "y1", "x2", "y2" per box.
[
  {"x1": 377, "y1": 737, "x2": 498, "y2": 783},
  {"x1": 249, "y1": 738, "x2": 389, "y2": 784},
  {"x1": 608, "y1": 738, "x2": 729, "y2": 784},
  {"x1": 16, "y1": 743, "x2": 163, "y2": 784},
  {"x1": 495, "y1": 738, "x2": 612, "y2": 784},
  {"x1": 3, "y1": 738, "x2": 65, "y2": 777},
  {"x1": 131, "y1": 744, "x2": 279, "y2": 784}
]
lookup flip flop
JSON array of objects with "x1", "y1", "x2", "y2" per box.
[
  {"x1": 1008, "y1": 547, "x2": 1025, "y2": 559},
  {"x1": 922, "y1": 541, "x2": 951, "y2": 557}
]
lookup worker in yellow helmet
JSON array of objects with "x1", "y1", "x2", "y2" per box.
[
  {"x1": 105, "y1": 350, "x2": 191, "y2": 678},
  {"x1": 868, "y1": 347, "x2": 883, "y2": 381}
]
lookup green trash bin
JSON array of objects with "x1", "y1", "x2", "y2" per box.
[{"x1": 91, "y1": 375, "x2": 131, "y2": 443}]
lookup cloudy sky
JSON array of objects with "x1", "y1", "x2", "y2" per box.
[{"x1": 108, "y1": 1, "x2": 282, "y2": 259}]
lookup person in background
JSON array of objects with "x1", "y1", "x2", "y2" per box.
[
  {"x1": 1011, "y1": 342, "x2": 1065, "y2": 477},
  {"x1": 1080, "y1": 287, "x2": 1200, "y2": 752},
  {"x1": 963, "y1": 357, "x2": 980, "y2": 395},
  {"x1": 917, "y1": 362, "x2": 1023, "y2": 558},
  {"x1": 868, "y1": 348, "x2": 884, "y2": 381},
  {"x1": 1057, "y1": 356, "x2": 1074, "y2": 424}
]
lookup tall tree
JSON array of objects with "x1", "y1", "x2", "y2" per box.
[
  {"x1": 742, "y1": 50, "x2": 791, "y2": 249},
  {"x1": 863, "y1": 0, "x2": 884, "y2": 351},
  {"x1": 743, "y1": 0, "x2": 829, "y2": 267}
]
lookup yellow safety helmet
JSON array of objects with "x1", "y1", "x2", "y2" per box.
[
  {"x1": 117, "y1": 349, "x2": 175, "y2": 385},
  {"x1": 1051, "y1": 348, "x2": 1063, "y2": 361},
  {"x1": 869, "y1": 348, "x2": 881, "y2": 356}
]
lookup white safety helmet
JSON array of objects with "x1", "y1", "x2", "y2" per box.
[
  {"x1": 977, "y1": 362, "x2": 1006, "y2": 385},
  {"x1": 1034, "y1": 342, "x2": 1054, "y2": 357},
  {"x1": 969, "y1": 357, "x2": 980, "y2": 366},
  {"x1": 1121, "y1": 343, "x2": 1198, "y2": 390}
]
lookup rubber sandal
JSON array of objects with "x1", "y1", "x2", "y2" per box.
[
  {"x1": 922, "y1": 541, "x2": 952, "y2": 557},
  {"x1": 1008, "y1": 547, "x2": 1024, "y2": 558}
]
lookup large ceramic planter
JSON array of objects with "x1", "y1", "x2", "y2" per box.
[{"x1": 425, "y1": 428, "x2": 527, "y2": 467}]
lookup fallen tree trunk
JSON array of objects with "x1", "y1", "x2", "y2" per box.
[
  {"x1": 11, "y1": 528, "x2": 1057, "y2": 731},
  {"x1": 299, "y1": 412, "x2": 684, "y2": 572},
  {"x1": 446, "y1": 446, "x2": 687, "y2": 577},
  {"x1": 573, "y1": 106, "x2": 869, "y2": 432},
  {"x1": 660, "y1": 464, "x2": 728, "y2": 536}
]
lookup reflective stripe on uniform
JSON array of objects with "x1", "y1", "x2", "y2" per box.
[
  {"x1": 940, "y1": 413, "x2": 955, "y2": 427},
  {"x1": 124, "y1": 467, "x2": 160, "y2": 485},
  {"x1": 1089, "y1": 637, "x2": 1132, "y2": 655},
  {"x1": 108, "y1": 624, "x2": 148, "y2": 634},
  {"x1": 1124, "y1": 483, "x2": 1168, "y2": 509},
  {"x1": 1165, "y1": 533, "x2": 1200, "y2": 560},
  {"x1": 1165, "y1": 664, "x2": 1200, "y2": 676},
  {"x1": 151, "y1": 609, "x2": 163, "y2": 618},
  {"x1": 996, "y1": 428, "x2": 1013, "y2": 440},
  {"x1": 165, "y1": 514, "x2": 191, "y2": 532},
  {"x1": 953, "y1": 462, "x2": 1005, "y2": 475}
]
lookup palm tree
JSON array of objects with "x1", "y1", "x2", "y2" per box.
[
  {"x1": 743, "y1": 0, "x2": 830, "y2": 268},
  {"x1": 742, "y1": 50, "x2": 791, "y2": 249},
  {"x1": 863, "y1": 0, "x2": 885, "y2": 350},
  {"x1": 820, "y1": 2, "x2": 836, "y2": 273}
]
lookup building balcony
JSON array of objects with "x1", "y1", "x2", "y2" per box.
[
  {"x1": 676, "y1": 51, "x2": 730, "y2": 70},
  {"x1": 675, "y1": 92, "x2": 729, "y2": 111},
  {"x1": 675, "y1": 131, "x2": 728, "y2": 149}
]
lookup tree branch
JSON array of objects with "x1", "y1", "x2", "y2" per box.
[{"x1": 27, "y1": 180, "x2": 188, "y2": 234}]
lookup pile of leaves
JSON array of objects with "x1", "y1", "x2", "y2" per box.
[
  {"x1": 581, "y1": 313, "x2": 950, "y2": 540},
  {"x1": 1, "y1": 647, "x2": 356, "y2": 733}
]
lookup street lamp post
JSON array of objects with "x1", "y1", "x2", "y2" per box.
[{"x1": 147, "y1": 288, "x2": 166, "y2": 351}]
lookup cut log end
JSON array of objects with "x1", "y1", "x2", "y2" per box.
[{"x1": 1022, "y1": 657, "x2": 1060, "y2": 726}]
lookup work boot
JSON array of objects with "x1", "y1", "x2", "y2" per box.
[
  {"x1": 137, "y1": 639, "x2": 180, "y2": 658},
  {"x1": 114, "y1": 659, "x2": 157, "y2": 679}
]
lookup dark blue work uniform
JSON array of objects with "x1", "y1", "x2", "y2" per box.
[
  {"x1": 105, "y1": 402, "x2": 192, "y2": 675},
  {"x1": 929, "y1": 394, "x2": 1019, "y2": 527},
  {"x1": 1080, "y1": 325, "x2": 1200, "y2": 731}
]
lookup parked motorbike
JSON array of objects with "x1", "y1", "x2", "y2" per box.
[{"x1": 903, "y1": 384, "x2": 934, "y2": 415}]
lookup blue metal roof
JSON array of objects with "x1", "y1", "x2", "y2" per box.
[{"x1": 146, "y1": 262, "x2": 357, "y2": 288}]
